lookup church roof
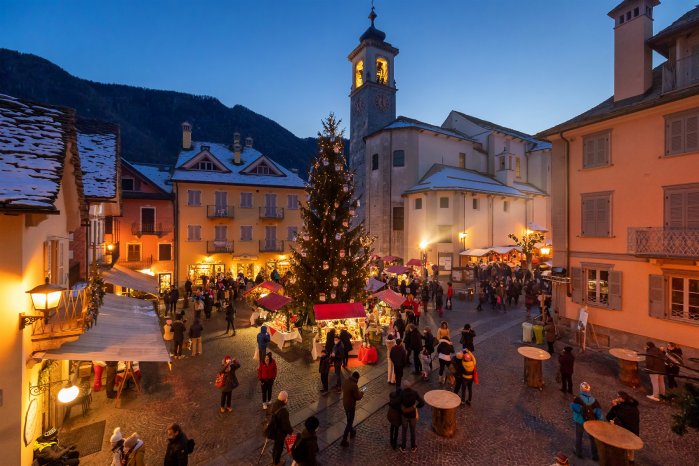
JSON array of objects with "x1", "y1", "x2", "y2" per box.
[
  {"x1": 368, "y1": 116, "x2": 476, "y2": 142},
  {"x1": 450, "y1": 111, "x2": 551, "y2": 152}
]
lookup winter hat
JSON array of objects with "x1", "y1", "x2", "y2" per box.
[
  {"x1": 278, "y1": 390, "x2": 289, "y2": 402},
  {"x1": 352, "y1": 371, "x2": 360, "y2": 381},
  {"x1": 563, "y1": 346, "x2": 573, "y2": 352},
  {"x1": 110, "y1": 427, "x2": 123, "y2": 444},
  {"x1": 554, "y1": 452, "x2": 569, "y2": 465},
  {"x1": 304, "y1": 415, "x2": 320, "y2": 433},
  {"x1": 463, "y1": 352, "x2": 472, "y2": 361},
  {"x1": 124, "y1": 433, "x2": 139, "y2": 450},
  {"x1": 456, "y1": 352, "x2": 464, "y2": 360},
  {"x1": 580, "y1": 382, "x2": 591, "y2": 392}
]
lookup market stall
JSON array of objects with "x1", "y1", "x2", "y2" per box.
[
  {"x1": 244, "y1": 280, "x2": 283, "y2": 299},
  {"x1": 365, "y1": 277, "x2": 386, "y2": 293},
  {"x1": 311, "y1": 303, "x2": 366, "y2": 360},
  {"x1": 371, "y1": 288, "x2": 405, "y2": 329},
  {"x1": 253, "y1": 292, "x2": 302, "y2": 349}
]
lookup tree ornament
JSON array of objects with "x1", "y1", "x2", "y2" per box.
[
  {"x1": 332, "y1": 277, "x2": 339, "y2": 287},
  {"x1": 342, "y1": 184, "x2": 349, "y2": 192},
  {"x1": 323, "y1": 158, "x2": 329, "y2": 166},
  {"x1": 335, "y1": 163, "x2": 342, "y2": 171},
  {"x1": 330, "y1": 291, "x2": 337, "y2": 299},
  {"x1": 349, "y1": 298, "x2": 355, "y2": 303},
  {"x1": 301, "y1": 251, "x2": 307, "y2": 257},
  {"x1": 342, "y1": 220, "x2": 349, "y2": 228},
  {"x1": 319, "y1": 292, "x2": 326, "y2": 302},
  {"x1": 303, "y1": 233, "x2": 309, "y2": 241},
  {"x1": 342, "y1": 268, "x2": 348, "y2": 276},
  {"x1": 339, "y1": 249, "x2": 346, "y2": 258},
  {"x1": 335, "y1": 233, "x2": 342, "y2": 240},
  {"x1": 323, "y1": 261, "x2": 329, "y2": 270}
]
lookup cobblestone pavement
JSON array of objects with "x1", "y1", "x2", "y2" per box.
[{"x1": 65, "y1": 295, "x2": 699, "y2": 466}]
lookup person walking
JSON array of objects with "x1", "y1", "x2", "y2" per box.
[
  {"x1": 164, "y1": 423, "x2": 190, "y2": 466},
  {"x1": 331, "y1": 336, "x2": 345, "y2": 390},
  {"x1": 188, "y1": 318, "x2": 203, "y2": 357},
  {"x1": 257, "y1": 326, "x2": 271, "y2": 360},
  {"x1": 398, "y1": 381, "x2": 424, "y2": 453},
  {"x1": 339, "y1": 327, "x2": 352, "y2": 368},
  {"x1": 476, "y1": 287, "x2": 486, "y2": 311},
  {"x1": 558, "y1": 346, "x2": 575, "y2": 394},
  {"x1": 268, "y1": 391, "x2": 293, "y2": 466},
  {"x1": 422, "y1": 328, "x2": 435, "y2": 356},
  {"x1": 123, "y1": 433, "x2": 145, "y2": 466},
  {"x1": 387, "y1": 390, "x2": 402, "y2": 450},
  {"x1": 109, "y1": 427, "x2": 124, "y2": 466},
  {"x1": 258, "y1": 352, "x2": 277, "y2": 410},
  {"x1": 435, "y1": 287, "x2": 444, "y2": 317},
  {"x1": 419, "y1": 348, "x2": 432, "y2": 381},
  {"x1": 606, "y1": 391, "x2": 640, "y2": 465},
  {"x1": 218, "y1": 355, "x2": 240, "y2": 413},
  {"x1": 293, "y1": 416, "x2": 320, "y2": 466},
  {"x1": 459, "y1": 324, "x2": 476, "y2": 352},
  {"x1": 171, "y1": 316, "x2": 186, "y2": 360},
  {"x1": 163, "y1": 319, "x2": 174, "y2": 356},
  {"x1": 420, "y1": 285, "x2": 430, "y2": 314},
  {"x1": 184, "y1": 278, "x2": 193, "y2": 299},
  {"x1": 446, "y1": 282, "x2": 454, "y2": 310},
  {"x1": 390, "y1": 338, "x2": 408, "y2": 391},
  {"x1": 436, "y1": 336, "x2": 454, "y2": 384},
  {"x1": 393, "y1": 314, "x2": 405, "y2": 340},
  {"x1": 436, "y1": 321, "x2": 450, "y2": 340},
  {"x1": 645, "y1": 341, "x2": 666, "y2": 401},
  {"x1": 340, "y1": 371, "x2": 364, "y2": 447},
  {"x1": 385, "y1": 334, "x2": 396, "y2": 384},
  {"x1": 404, "y1": 324, "x2": 422, "y2": 374},
  {"x1": 571, "y1": 382, "x2": 603, "y2": 460},
  {"x1": 224, "y1": 301, "x2": 236, "y2": 336},
  {"x1": 170, "y1": 285, "x2": 180, "y2": 314},
  {"x1": 665, "y1": 342, "x2": 683, "y2": 389},
  {"x1": 460, "y1": 350, "x2": 476, "y2": 406},
  {"x1": 324, "y1": 327, "x2": 337, "y2": 355},
  {"x1": 544, "y1": 318, "x2": 556, "y2": 354}
]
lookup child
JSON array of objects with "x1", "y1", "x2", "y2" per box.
[{"x1": 419, "y1": 348, "x2": 432, "y2": 381}]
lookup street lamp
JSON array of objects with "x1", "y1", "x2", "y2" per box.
[
  {"x1": 20, "y1": 278, "x2": 65, "y2": 330},
  {"x1": 419, "y1": 241, "x2": 428, "y2": 280},
  {"x1": 458, "y1": 232, "x2": 468, "y2": 250}
]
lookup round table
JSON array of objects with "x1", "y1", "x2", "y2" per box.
[
  {"x1": 357, "y1": 345, "x2": 379, "y2": 364},
  {"x1": 423, "y1": 390, "x2": 462, "y2": 437},
  {"x1": 608, "y1": 348, "x2": 643, "y2": 388},
  {"x1": 517, "y1": 346, "x2": 551, "y2": 389},
  {"x1": 584, "y1": 420, "x2": 643, "y2": 466}
]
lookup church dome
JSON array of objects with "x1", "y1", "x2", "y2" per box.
[{"x1": 359, "y1": 7, "x2": 386, "y2": 42}]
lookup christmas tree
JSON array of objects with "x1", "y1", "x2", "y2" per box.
[{"x1": 287, "y1": 114, "x2": 374, "y2": 319}]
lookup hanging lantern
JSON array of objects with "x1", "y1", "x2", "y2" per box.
[
  {"x1": 334, "y1": 201, "x2": 339, "y2": 208},
  {"x1": 342, "y1": 268, "x2": 348, "y2": 276},
  {"x1": 342, "y1": 184, "x2": 349, "y2": 192},
  {"x1": 323, "y1": 261, "x2": 329, "y2": 270},
  {"x1": 303, "y1": 233, "x2": 309, "y2": 241},
  {"x1": 342, "y1": 283, "x2": 348, "y2": 292},
  {"x1": 342, "y1": 220, "x2": 349, "y2": 228},
  {"x1": 339, "y1": 249, "x2": 346, "y2": 258},
  {"x1": 330, "y1": 291, "x2": 337, "y2": 299},
  {"x1": 290, "y1": 276, "x2": 297, "y2": 284},
  {"x1": 332, "y1": 277, "x2": 339, "y2": 287},
  {"x1": 335, "y1": 233, "x2": 342, "y2": 240},
  {"x1": 319, "y1": 292, "x2": 326, "y2": 302},
  {"x1": 349, "y1": 298, "x2": 355, "y2": 303},
  {"x1": 350, "y1": 209, "x2": 356, "y2": 216},
  {"x1": 323, "y1": 158, "x2": 329, "y2": 166},
  {"x1": 335, "y1": 163, "x2": 342, "y2": 171},
  {"x1": 301, "y1": 251, "x2": 307, "y2": 257}
]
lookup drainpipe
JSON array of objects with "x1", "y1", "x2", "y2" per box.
[
  {"x1": 559, "y1": 131, "x2": 571, "y2": 295},
  {"x1": 173, "y1": 184, "x2": 179, "y2": 288},
  {"x1": 388, "y1": 131, "x2": 393, "y2": 256}
]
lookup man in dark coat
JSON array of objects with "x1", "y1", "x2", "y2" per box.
[
  {"x1": 331, "y1": 337, "x2": 345, "y2": 390},
  {"x1": 398, "y1": 381, "x2": 425, "y2": 452},
  {"x1": 645, "y1": 341, "x2": 666, "y2": 401},
  {"x1": 606, "y1": 391, "x2": 640, "y2": 435},
  {"x1": 170, "y1": 286, "x2": 180, "y2": 314},
  {"x1": 393, "y1": 315, "x2": 405, "y2": 339},
  {"x1": 324, "y1": 328, "x2": 337, "y2": 354},
  {"x1": 224, "y1": 301, "x2": 236, "y2": 336},
  {"x1": 405, "y1": 325, "x2": 423, "y2": 374},
  {"x1": 558, "y1": 346, "x2": 575, "y2": 394},
  {"x1": 318, "y1": 349, "x2": 330, "y2": 393},
  {"x1": 268, "y1": 391, "x2": 293, "y2": 466},
  {"x1": 460, "y1": 324, "x2": 476, "y2": 352},
  {"x1": 171, "y1": 317, "x2": 186, "y2": 359},
  {"x1": 294, "y1": 416, "x2": 320, "y2": 466},
  {"x1": 387, "y1": 391, "x2": 402, "y2": 450},
  {"x1": 340, "y1": 372, "x2": 364, "y2": 447},
  {"x1": 164, "y1": 423, "x2": 189, "y2": 466},
  {"x1": 339, "y1": 328, "x2": 353, "y2": 368},
  {"x1": 389, "y1": 339, "x2": 408, "y2": 392}
]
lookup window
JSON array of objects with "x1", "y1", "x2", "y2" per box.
[
  {"x1": 515, "y1": 158, "x2": 521, "y2": 178},
  {"x1": 437, "y1": 225, "x2": 452, "y2": 243},
  {"x1": 503, "y1": 201, "x2": 510, "y2": 212},
  {"x1": 664, "y1": 185, "x2": 699, "y2": 230},
  {"x1": 372, "y1": 153, "x2": 379, "y2": 171},
  {"x1": 670, "y1": 275, "x2": 699, "y2": 322},
  {"x1": 571, "y1": 266, "x2": 621, "y2": 309},
  {"x1": 187, "y1": 190, "x2": 201, "y2": 206},
  {"x1": 253, "y1": 163, "x2": 271, "y2": 175},
  {"x1": 355, "y1": 60, "x2": 364, "y2": 88},
  {"x1": 581, "y1": 192, "x2": 612, "y2": 237},
  {"x1": 240, "y1": 225, "x2": 253, "y2": 241},
  {"x1": 619, "y1": 15, "x2": 624, "y2": 24},
  {"x1": 392, "y1": 207, "x2": 404, "y2": 231},
  {"x1": 472, "y1": 198, "x2": 479, "y2": 210},
  {"x1": 587, "y1": 268, "x2": 609, "y2": 307},
  {"x1": 121, "y1": 177, "x2": 135, "y2": 191},
  {"x1": 458, "y1": 153, "x2": 466, "y2": 168},
  {"x1": 634, "y1": 7, "x2": 639, "y2": 17},
  {"x1": 287, "y1": 226, "x2": 298, "y2": 241},
  {"x1": 240, "y1": 192, "x2": 253, "y2": 208},
  {"x1": 392, "y1": 150, "x2": 405, "y2": 167},
  {"x1": 583, "y1": 131, "x2": 611, "y2": 168},
  {"x1": 666, "y1": 109, "x2": 699, "y2": 156},
  {"x1": 105, "y1": 217, "x2": 113, "y2": 235},
  {"x1": 439, "y1": 197, "x2": 449, "y2": 208},
  {"x1": 187, "y1": 225, "x2": 201, "y2": 241},
  {"x1": 195, "y1": 160, "x2": 215, "y2": 171},
  {"x1": 158, "y1": 243, "x2": 172, "y2": 261},
  {"x1": 499, "y1": 156, "x2": 506, "y2": 170},
  {"x1": 414, "y1": 198, "x2": 422, "y2": 210},
  {"x1": 127, "y1": 243, "x2": 141, "y2": 262},
  {"x1": 376, "y1": 57, "x2": 388, "y2": 85},
  {"x1": 287, "y1": 194, "x2": 299, "y2": 210},
  {"x1": 214, "y1": 225, "x2": 228, "y2": 241}
]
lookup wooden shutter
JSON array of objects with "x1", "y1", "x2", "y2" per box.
[
  {"x1": 571, "y1": 267, "x2": 583, "y2": 304},
  {"x1": 686, "y1": 115, "x2": 699, "y2": 152},
  {"x1": 583, "y1": 137, "x2": 595, "y2": 167},
  {"x1": 596, "y1": 134, "x2": 609, "y2": 166},
  {"x1": 665, "y1": 191, "x2": 685, "y2": 229},
  {"x1": 596, "y1": 196, "x2": 610, "y2": 237},
  {"x1": 667, "y1": 117, "x2": 683, "y2": 155},
  {"x1": 687, "y1": 189, "x2": 699, "y2": 230},
  {"x1": 608, "y1": 271, "x2": 622, "y2": 310},
  {"x1": 581, "y1": 198, "x2": 596, "y2": 236},
  {"x1": 648, "y1": 274, "x2": 666, "y2": 318}
]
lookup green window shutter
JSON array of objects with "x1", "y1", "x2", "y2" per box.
[
  {"x1": 608, "y1": 271, "x2": 622, "y2": 310},
  {"x1": 648, "y1": 274, "x2": 666, "y2": 319},
  {"x1": 571, "y1": 267, "x2": 583, "y2": 304}
]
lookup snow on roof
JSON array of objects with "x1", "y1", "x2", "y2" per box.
[
  {"x1": 130, "y1": 162, "x2": 173, "y2": 193},
  {"x1": 171, "y1": 141, "x2": 305, "y2": 188},
  {"x1": 404, "y1": 164, "x2": 536, "y2": 198},
  {"x1": 76, "y1": 118, "x2": 119, "y2": 199},
  {"x1": 451, "y1": 111, "x2": 551, "y2": 152},
  {"x1": 377, "y1": 116, "x2": 475, "y2": 142},
  {"x1": 0, "y1": 93, "x2": 75, "y2": 211}
]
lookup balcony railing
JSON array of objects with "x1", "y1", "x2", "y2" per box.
[
  {"x1": 207, "y1": 205, "x2": 235, "y2": 218},
  {"x1": 662, "y1": 53, "x2": 699, "y2": 94},
  {"x1": 627, "y1": 227, "x2": 699, "y2": 259},
  {"x1": 122, "y1": 255, "x2": 154, "y2": 270},
  {"x1": 259, "y1": 240, "x2": 284, "y2": 252},
  {"x1": 207, "y1": 240, "x2": 235, "y2": 254},
  {"x1": 31, "y1": 288, "x2": 88, "y2": 349},
  {"x1": 132, "y1": 222, "x2": 172, "y2": 237},
  {"x1": 259, "y1": 207, "x2": 284, "y2": 219}
]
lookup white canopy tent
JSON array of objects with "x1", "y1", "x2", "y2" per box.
[{"x1": 102, "y1": 265, "x2": 158, "y2": 295}]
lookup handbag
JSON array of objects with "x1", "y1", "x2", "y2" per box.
[{"x1": 214, "y1": 372, "x2": 225, "y2": 388}]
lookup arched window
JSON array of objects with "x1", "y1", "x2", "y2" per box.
[
  {"x1": 376, "y1": 57, "x2": 388, "y2": 85},
  {"x1": 355, "y1": 60, "x2": 364, "y2": 88}
]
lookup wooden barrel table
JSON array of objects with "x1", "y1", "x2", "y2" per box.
[
  {"x1": 423, "y1": 390, "x2": 462, "y2": 438},
  {"x1": 517, "y1": 346, "x2": 551, "y2": 389},
  {"x1": 584, "y1": 420, "x2": 643, "y2": 466},
  {"x1": 608, "y1": 348, "x2": 643, "y2": 388}
]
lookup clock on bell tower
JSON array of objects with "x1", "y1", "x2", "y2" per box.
[{"x1": 348, "y1": 6, "x2": 398, "y2": 225}]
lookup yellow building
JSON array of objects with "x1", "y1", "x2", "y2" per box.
[
  {"x1": 172, "y1": 123, "x2": 305, "y2": 285},
  {"x1": 0, "y1": 94, "x2": 88, "y2": 465},
  {"x1": 539, "y1": 1, "x2": 699, "y2": 351}
]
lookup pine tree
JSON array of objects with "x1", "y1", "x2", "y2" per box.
[{"x1": 287, "y1": 114, "x2": 373, "y2": 319}]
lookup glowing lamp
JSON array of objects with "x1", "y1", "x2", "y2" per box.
[
  {"x1": 57, "y1": 384, "x2": 79, "y2": 404},
  {"x1": 540, "y1": 246, "x2": 552, "y2": 256},
  {"x1": 106, "y1": 243, "x2": 115, "y2": 252},
  {"x1": 21, "y1": 278, "x2": 65, "y2": 329},
  {"x1": 419, "y1": 241, "x2": 428, "y2": 250}
]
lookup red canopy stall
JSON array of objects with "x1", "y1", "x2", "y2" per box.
[
  {"x1": 311, "y1": 303, "x2": 367, "y2": 360},
  {"x1": 252, "y1": 292, "x2": 301, "y2": 349}
]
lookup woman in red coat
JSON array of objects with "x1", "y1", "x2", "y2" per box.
[{"x1": 257, "y1": 352, "x2": 277, "y2": 410}]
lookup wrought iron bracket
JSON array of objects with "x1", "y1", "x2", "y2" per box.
[{"x1": 19, "y1": 313, "x2": 44, "y2": 331}]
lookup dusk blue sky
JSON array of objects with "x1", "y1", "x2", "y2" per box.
[{"x1": 1, "y1": 0, "x2": 695, "y2": 138}]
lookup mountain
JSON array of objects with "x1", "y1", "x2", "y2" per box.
[{"x1": 0, "y1": 48, "x2": 318, "y2": 173}]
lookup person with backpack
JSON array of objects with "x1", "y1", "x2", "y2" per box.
[
  {"x1": 340, "y1": 371, "x2": 364, "y2": 447},
  {"x1": 459, "y1": 324, "x2": 476, "y2": 352},
  {"x1": 164, "y1": 423, "x2": 191, "y2": 466},
  {"x1": 290, "y1": 416, "x2": 320, "y2": 466},
  {"x1": 266, "y1": 391, "x2": 293, "y2": 466},
  {"x1": 398, "y1": 381, "x2": 424, "y2": 453},
  {"x1": 571, "y1": 382, "x2": 603, "y2": 460}
]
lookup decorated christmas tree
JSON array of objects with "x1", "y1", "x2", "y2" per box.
[{"x1": 287, "y1": 114, "x2": 373, "y2": 319}]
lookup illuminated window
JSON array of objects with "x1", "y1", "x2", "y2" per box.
[
  {"x1": 515, "y1": 158, "x2": 521, "y2": 177},
  {"x1": 458, "y1": 153, "x2": 466, "y2": 168},
  {"x1": 586, "y1": 268, "x2": 609, "y2": 307},
  {"x1": 376, "y1": 58, "x2": 388, "y2": 85},
  {"x1": 355, "y1": 60, "x2": 364, "y2": 88}
]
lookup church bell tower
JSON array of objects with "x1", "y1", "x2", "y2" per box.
[{"x1": 348, "y1": 6, "x2": 398, "y2": 225}]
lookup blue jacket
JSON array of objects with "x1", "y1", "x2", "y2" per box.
[
  {"x1": 571, "y1": 391, "x2": 603, "y2": 425},
  {"x1": 257, "y1": 326, "x2": 270, "y2": 351}
]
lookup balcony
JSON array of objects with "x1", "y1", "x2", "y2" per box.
[
  {"x1": 259, "y1": 206, "x2": 284, "y2": 220},
  {"x1": 207, "y1": 205, "x2": 235, "y2": 219},
  {"x1": 259, "y1": 240, "x2": 284, "y2": 252},
  {"x1": 661, "y1": 53, "x2": 699, "y2": 94},
  {"x1": 627, "y1": 227, "x2": 699, "y2": 259},
  {"x1": 31, "y1": 288, "x2": 88, "y2": 352},
  {"x1": 132, "y1": 223, "x2": 172, "y2": 237},
  {"x1": 207, "y1": 240, "x2": 235, "y2": 254},
  {"x1": 122, "y1": 255, "x2": 154, "y2": 271}
]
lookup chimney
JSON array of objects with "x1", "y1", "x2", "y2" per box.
[
  {"x1": 245, "y1": 136, "x2": 253, "y2": 148},
  {"x1": 234, "y1": 132, "x2": 241, "y2": 145},
  {"x1": 234, "y1": 142, "x2": 242, "y2": 165},
  {"x1": 608, "y1": 0, "x2": 659, "y2": 102},
  {"x1": 181, "y1": 121, "x2": 192, "y2": 150}
]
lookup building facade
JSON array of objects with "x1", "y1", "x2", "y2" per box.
[{"x1": 539, "y1": 0, "x2": 699, "y2": 350}]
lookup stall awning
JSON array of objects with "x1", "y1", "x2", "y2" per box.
[
  {"x1": 491, "y1": 246, "x2": 523, "y2": 255},
  {"x1": 256, "y1": 292, "x2": 292, "y2": 311},
  {"x1": 381, "y1": 255, "x2": 401, "y2": 262},
  {"x1": 245, "y1": 281, "x2": 283, "y2": 296},
  {"x1": 372, "y1": 289, "x2": 405, "y2": 309},
  {"x1": 37, "y1": 293, "x2": 170, "y2": 362},
  {"x1": 102, "y1": 265, "x2": 158, "y2": 295},
  {"x1": 405, "y1": 258, "x2": 422, "y2": 267},
  {"x1": 528, "y1": 222, "x2": 549, "y2": 232},
  {"x1": 460, "y1": 248, "x2": 493, "y2": 257},
  {"x1": 365, "y1": 278, "x2": 386, "y2": 293},
  {"x1": 313, "y1": 303, "x2": 366, "y2": 321},
  {"x1": 386, "y1": 265, "x2": 410, "y2": 275}
]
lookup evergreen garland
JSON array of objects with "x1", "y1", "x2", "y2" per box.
[
  {"x1": 286, "y1": 114, "x2": 374, "y2": 320},
  {"x1": 87, "y1": 270, "x2": 105, "y2": 325}
]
